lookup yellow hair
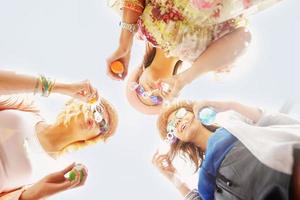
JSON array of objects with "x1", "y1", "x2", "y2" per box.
[{"x1": 56, "y1": 98, "x2": 118, "y2": 154}]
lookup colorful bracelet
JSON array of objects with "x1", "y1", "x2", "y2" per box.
[{"x1": 39, "y1": 75, "x2": 56, "y2": 97}]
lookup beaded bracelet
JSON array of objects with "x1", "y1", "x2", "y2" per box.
[{"x1": 39, "y1": 75, "x2": 56, "y2": 97}]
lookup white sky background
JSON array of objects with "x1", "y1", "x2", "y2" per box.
[{"x1": 0, "y1": 0, "x2": 299, "y2": 199}]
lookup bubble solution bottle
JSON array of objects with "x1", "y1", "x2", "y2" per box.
[{"x1": 198, "y1": 107, "x2": 217, "y2": 125}]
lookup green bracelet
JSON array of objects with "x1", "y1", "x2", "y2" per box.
[{"x1": 39, "y1": 75, "x2": 55, "y2": 97}]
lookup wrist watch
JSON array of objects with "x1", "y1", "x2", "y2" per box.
[{"x1": 119, "y1": 21, "x2": 138, "y2": 33}]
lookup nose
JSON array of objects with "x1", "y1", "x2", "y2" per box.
[{"x1": 86, "y1": 118, "x2": 94, "y2": 129}]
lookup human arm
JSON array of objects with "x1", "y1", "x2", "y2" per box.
[
  {"x1": 0, "y1": 70, "x2": 98, "y2": 103},
  {"x1": 160, "y1": 27, "x2": 251, "y2": 100},
  {"x1": 152, "y1": 151, "x2": 197, "y2": 198},
  {"x1": 193, "y1": 100, "x2": 262, "y2": 124},
  {"x1": 106, "y1": 0, "x2": 145, "y2": 80},
  {"x1": 0, "y1": 188, "x2": 27, "y2": 200},
  {"x1": 19, "y1": 163, "x2": 87, "y2": 200}
]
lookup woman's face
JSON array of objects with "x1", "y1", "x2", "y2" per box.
[
  {"x1": 167, "y1": 108, "x2": 201, "y2": 142},
  {"x1": 68, "y1": 104, "x2": 110, "y2": 141}
]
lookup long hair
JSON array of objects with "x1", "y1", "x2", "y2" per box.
[
  {"x1": 143, "y1": 43, "x2": 182, "y2": 75},
  {"x1": 0, "y1": 95, "x2": 118, "y2": 155},
  {"x1": 157, "y1": 100, "x2": 217, "y2": 172}
]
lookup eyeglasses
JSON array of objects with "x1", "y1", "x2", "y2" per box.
[
  {"x1": 92, "y1": 104, "x2": 109, "y2": 134},
  {"x1": 131, "y1": 82, "x2": 163, "y2": 105},
  {"x1": 166, "y1": 108, "x2": 188, "y2": 144}
]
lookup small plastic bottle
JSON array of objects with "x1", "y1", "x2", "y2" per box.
[
  {"x1": 110, "y1": 61, "x2": 124, "y2": 78},
  {"x1": 67, "y1": 164, "x2": 85, "y2": 182},
  {"x1": 198, "y1": 107, "x2": 216, "y2": 125}
]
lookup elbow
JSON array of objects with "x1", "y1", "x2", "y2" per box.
[{"x1": 238, "y1": 27, "x2": 252, "y2": 48}]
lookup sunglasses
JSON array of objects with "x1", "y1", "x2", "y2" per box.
[
  {"x1": 131, "y1": 82, "x2": 163, "y2": 105},
  {"x1": 166, "y1": 108, "x2": 188, "y2": 144},
  {"x1": 92, "y1": 104, "x2": 109, "y2": 134}
]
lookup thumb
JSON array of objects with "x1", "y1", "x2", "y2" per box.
[{"x1": 60, "y1": 163, "x2": 76, "y2": 175}]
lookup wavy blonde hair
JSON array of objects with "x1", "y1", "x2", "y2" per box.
[
  {"x1": 0, "y1": 95, "x2": 118, "y2": 155},
  {"x1": 157, "y1": 100, "x2": 216, "y2": 172},
  {"x1": 55, "y1": 98, "x2": 118, "y2": 154}
]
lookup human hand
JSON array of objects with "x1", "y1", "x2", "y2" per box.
[
  {"x1": 193, "y1": 100, "x2": 232, "y2": 116},
  {"x1": 106, "y1": 46, "x2": 131, "y2": 80},
  {"x1": 152, "y1": 151, "x2": 177, "y2": 181},
  {"x1": 55, "y1": 80, "x2": 99, "y2": 103},
  {"x1": 158, "y1": 75, "x2": 185, "y2": 101},
  {"x1": 20, "y1": 163, "x2": 88, "y2": 200}
]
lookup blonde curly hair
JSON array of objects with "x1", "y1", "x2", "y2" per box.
[
  {"x1": 55, "y1": 98, "x2": 118, "y2": 154},
  {"x1": 0, "y1": 95, "x2": 118, "y2": 155}
]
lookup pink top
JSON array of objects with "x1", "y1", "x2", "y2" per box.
[{"x1": 0, "y1": 109, "x2": 43, "y2": 198}]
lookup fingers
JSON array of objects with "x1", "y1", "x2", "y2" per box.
[
  {"x1": 77, "y1": 166, "x2": 88, "y2": 187},
  {"x1": 193, "y1": 100, "x2": 209, "y2": 115},
  {"x1": 68, "y1": 170, "x2": 82, "y2": 188},
  {"x1": 152, "y1": 151, "x2": 170, "y2": 169},
  {"x1": 49, "y1": 171, "x2": 81, "y2": 194},
  {"x1": 106, "y1": 49, "x2": 129, "y2": 81},
  {"x1": 106, "y1": 67, "x2": 123, "y2": 81},
  {"x1": 122, "y1": 66, "x2": 128, "y2": 80},
  {"x1": 106, "y1": 57, "x2": 123, "y2": 81},
  {"x1": 60, "y1": 163, "x2": 76, "y2": 174},
  {"x1": 152, "y1": 150, "x2": 159, "y2": 165}
]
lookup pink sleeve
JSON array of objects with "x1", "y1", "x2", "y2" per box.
[{"x1": 0, "y1": 187, "x2": 26, "y2": 200}]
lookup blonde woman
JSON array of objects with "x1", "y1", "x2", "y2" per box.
[
  {"x1": 153, "y1": 100, "x2": 299, "y2": 200},
  {"x1": 0, "y1": 94, "x2": 118, "y2": 199}
]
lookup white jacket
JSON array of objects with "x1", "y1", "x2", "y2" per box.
[{"x1": 216, "y1": 110, "x2": 300, "y2": 175}]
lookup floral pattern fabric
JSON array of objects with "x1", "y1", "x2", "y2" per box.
[{"x1": 136, "y1": 0, "x2": 281, "y2": 62}]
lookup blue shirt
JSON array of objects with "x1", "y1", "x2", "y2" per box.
[{"x1": 198, "y1": 128, "x2": 237, "y2": 200}]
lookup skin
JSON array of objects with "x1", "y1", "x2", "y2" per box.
[
  {"x1": 126, "y1": 27, "x2": 251, "y2": 108},
  {"x1": 106, "y1": 0, "x2": 146, "y2": 80},
  {"x1": 20, "y1": 163, "x2": 88, "y2": 200},
  {"x1": 153, "y1": 100, "x2": 263, "y2": 198},
  {"x1": 152, "y1": 28, "x2": 252, "y2": 101},
  {"x1": 36, "y1": 103, "x2": 109, "y2": 157},
  {"x1": 0, "y1": 70, "x2": 98, "y2": 103},
  {"x1": 107, "y1": 0, "x2": 251, "y2": 102},
  {"x1": 16, "y1": 103, "x2": 109, "y2": 199},
  {"x1": 167, "y1": 108, "x2": 212, "y2": 150},
  {"x1": 137, "y1": 47, "x2": 179, "y2": 106},
  {"x1": 152, "y1": 107, "x2": 212, "y2": 197}
]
